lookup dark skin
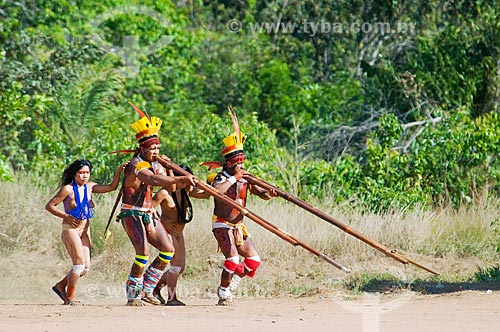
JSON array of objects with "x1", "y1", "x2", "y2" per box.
[
  {"x1": 212, "y1": 161, "x2": 276, "y2": 287},
  {"x1": 121, "y1": 147, "x2": 187, "y2": 207},
  {"x1": 151, "y1": 184, "x2": 210, "y2": 305},
  {"x1": 213, "y1": 162, "x2": 274, "y2": 222},
  {"x1": 121, "y1": 144, "x2": 195, "y2": 290}
]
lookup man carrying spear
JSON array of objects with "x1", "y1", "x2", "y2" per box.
[
  {"x1": 114, "y1": 103, "x2": 195, "y2": 306},
  {"x1": 202, "y1": 108, "x2": 277, "y2": 306}
]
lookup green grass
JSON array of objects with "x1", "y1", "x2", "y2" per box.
[{"x1": 474, "y1": 265, "x2": 500, "y2": 282}]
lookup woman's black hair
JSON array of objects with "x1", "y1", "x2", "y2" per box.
[{"x1": 59, "y1": 159, "x2": 93, "y2": 188}]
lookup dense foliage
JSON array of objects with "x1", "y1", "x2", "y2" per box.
[{"x1": 1, "y1": 0, "x2": 499, "y2": 210}]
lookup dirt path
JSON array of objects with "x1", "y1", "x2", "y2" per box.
[{"x1": 1, "y1": 290, "x2": 498, "y2": 332}]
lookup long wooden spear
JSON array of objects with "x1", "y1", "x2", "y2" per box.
[
  {"x1": 243, "y1": 173, "x2": 440, "y2": 276},
  {"x1": 154, "y1": 156, "x2": 351, "y2": 274}
]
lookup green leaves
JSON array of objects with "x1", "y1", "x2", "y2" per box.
[{"x1": 2, "y1": 1, "x2": 500, "y2": 211}]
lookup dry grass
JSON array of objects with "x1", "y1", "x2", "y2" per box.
[{"x1": 1, "y1": 177, "x2": 499, "y2": 302}]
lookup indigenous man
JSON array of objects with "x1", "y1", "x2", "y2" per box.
[
  {"x1": 203, "y1": 109, "x2": 276, "y2": 306},
  {"x1": 119, "y1": 103, "x2": 195, "y2": 306},
  {"x1": 151, "y1": 165, "x2": 210, "y2": 306}
]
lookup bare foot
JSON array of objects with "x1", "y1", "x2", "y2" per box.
[
  {"x1": 216, "y1": 286, "x2": 233, "y2": 306},
  {"x1": 152, "y1": 288, "x2": 166, "y2": 305},
  {"x1": 216, "y1": 298, "x2": 234, "y2": 306},
  {"x1": 52, "y1": 285, "x2": 67, "y2": 302},
  {"x1": 141, "y1": 293, "x2": 162, "y2": 305},
  {"x1": 166, "y1": 298, "x2": 186, "y2": 306},
  {"x1": 63, "y1": 300, "x2": 83, "y2": 306},
  {"x1": 126, "y1": 299, "x2": 146, "y2": 307}
]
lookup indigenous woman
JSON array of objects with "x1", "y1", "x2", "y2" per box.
[{"x1": 46, "y1": 159, "x2": 126, "y2": 305}]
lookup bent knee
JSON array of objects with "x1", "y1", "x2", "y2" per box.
[{"x1": 243, "y1": 256, "x2": 261, "y2": 278}]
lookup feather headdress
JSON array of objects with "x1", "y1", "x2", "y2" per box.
[
  {"x1": 221, "y1": 106, "x2": 247, "y2": 158},
  {"x1": 109, "y1": 102, "x2": 162, "y2": 155},
  {"x1": 201, "y1": 106, "x2": 247, "y2": 171},
  {"x1": 129, "y1": 102, "x2": 162, "y2": 148}
]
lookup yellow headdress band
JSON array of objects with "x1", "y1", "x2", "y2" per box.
[
  {"x1": 129, "y1": 102, "x2": 162, "y2": 147},
  {"x1": 200, "y1": 106, "x2": 247, "y2": 170},
  {"x1": 221, "y1": 106, "x2": 247, "y2": 165},
  {"x1": 221, "y1": 131, "x2": 246, "y2": 156}
]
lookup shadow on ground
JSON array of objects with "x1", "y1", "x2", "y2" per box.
[
  {"x1": 343, "y1": 264, "x2": 500, "y2": 295},
  {"x1": 351, "y1": 279, "x2": 500, "y2": 295}
]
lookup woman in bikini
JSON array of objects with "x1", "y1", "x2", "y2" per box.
[{"x1": 45, "y1": 159, "x2": 127, "y2": 305}]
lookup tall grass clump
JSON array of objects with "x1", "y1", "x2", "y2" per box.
[{"x1": 0, "y1": 176, "x2": 59, "y2": 255}]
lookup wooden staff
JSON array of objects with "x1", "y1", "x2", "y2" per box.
[
  {"x1": 103, "y1": 189, "x2": 122, "y2": 240},
  {"x1": 243, "y1": 173, "x2": 440, "y2": 276},
  {"x1": 155, "y1": 156, "x2": 351, "y2": 274}
]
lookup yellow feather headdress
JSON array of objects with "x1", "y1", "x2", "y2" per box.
[
  {"x1": 200, "y1": 106, "x2": 247, "y2": 171},
  {"x1": 129, "y1": 102, "x2": 162, "y2": 147},
  {"x1": 221, "y1": 106, "x2": 247, "y2": 157}
]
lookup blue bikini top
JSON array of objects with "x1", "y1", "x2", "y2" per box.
[{"x1": 66, "y1": 181, "x2": 95, "y2": 220}]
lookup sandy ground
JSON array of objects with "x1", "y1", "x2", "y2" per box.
[{"x1": 1, "y1": 290, "x2": 499, "y2": 332}]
